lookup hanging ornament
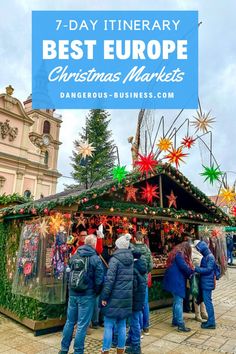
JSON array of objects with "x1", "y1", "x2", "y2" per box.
[
  {"x1": 39, "y1": 219, "x2": 49, "y2": 238},
  {"x1": 49, "y1": 213, "x2": 65, "y2": 234},
  {"x1": 166, "y1": 190, "x2": 178, "y2": 208},
  {"x1": 19, "y1": 208, "x2": 24, "y2": 214},
  {"x1": 31, "y1": 208, "x2": 37, "y2": 215},
  {"x1": 77, "y1": 139, "x2": 95, "y2": 159},
  {"x1": 75, "y1": 213, "x2": 87, "y2": 228},
  {"x1": 200, "y1": 164, "x2": 222, "y2": 185},
  {"x1": 231, "y1": 206, "x2": 236, "y2": 217},
  {"x1": 106, "y1": 223, "x2": 113, "y2": 236},
  {"x1": 219, "y1": 187, "x2": 236, "y2": 204},
  {"x1": 140, "y1": 227, "x2": 148, "y2": 236},
  {"x1": 135, "y1": 153, "x2": 158, "y2": 176},
  {"x1": 191, "y1": 110, "x2": 215, "y2": 133},
  {"x1": 112, "y1": 165, "x2": 127, "y2": 182},
  {"x1": 165, "y1": 147, "x2": 188, "y2": 168},
  {"x1": 211, "y1": 228, "x2": 221, "y2": 238},
  {"x1": 125, "y1": 185, "x2": 138, "y2": 202},
  {"x1": 157, "y1": 137, "x2": 172, "y2": 152},
  {"x1": 181, "y1": 136, "x2": 195, "y2": 149},
  {"x1": 43, "y1": 208, "x2": 49, "y2": 215},
  {"x1": 141, "y1": 182, "x2": 159, "y2": 204}
]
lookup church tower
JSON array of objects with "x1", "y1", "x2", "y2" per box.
[{"x1": 0, "y1": 85, "x2": 61, "y2": 199}]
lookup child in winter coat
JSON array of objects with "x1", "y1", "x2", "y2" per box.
[{"x1": 126, "y1": 250, "x2": 147, "y2": 354}]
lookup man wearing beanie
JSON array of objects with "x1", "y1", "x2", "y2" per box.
[{"x1": 101, "y1": 234, "x2": 134, "y2": 354}]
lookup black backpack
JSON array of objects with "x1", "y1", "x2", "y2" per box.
[{"x1": 69, "y1": 256, "x2": 89, "y2": 292}]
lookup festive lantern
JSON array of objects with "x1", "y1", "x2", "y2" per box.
[
  {"x1": 219, "y1": 187, "x2": 236, "y2": 204},
  {"x1": 165, "y1": 147, "x2": 188, "y2": 168},
  {"x1": 77, "y1": 139, "x2": 95, "y2": 158},
  {"x1": 112, "y1": 165, "x2": 127, "y2": 182},
  {"x1": 191, "y1": 110, "x2": 215, "y2": 133},
  {"x1": 157, "y1": 137, "x2": 172, "y2": 152},
  {"x1": 141, "y1": 182, "x2": 159, "y2": 204},
  {"x1": 135, "y1": 153, "x2": 158, "y2": 176},
  {"x1": 125, "y1": 185, "x2": 138, "y2": 202},
  {"x1": 166, "y1": 190, "x2": 178, "y2": 208},
  {"x1": 181, "y1": 136, "x2": 195, "y2": 149},
  {"x1": 200, "y1": 164, "x2": 222, "y2": 185}
]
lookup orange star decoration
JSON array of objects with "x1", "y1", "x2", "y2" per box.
[
  {"x1": 231, "y1": 206, "x2": 236, "y2": 217},
  {"x1": 165, "y1": 147, "x2": 188, "y2": 168},
  {"x1": 140, "y1": 227, "x2": 148, "y2": 236},
  {"x1": 135, "y1": 153, "x2": 158, "y2": 176},
  {"x1": 191, "y1": 110, "x2": 215, "y2": 133},
  {"x1": 106, "y1": 223, "x2": 113, "y2": 236},
  {"x1": 49, "y1": 213, "x2": 65, "y2": 234},
  {"x1": 39, "y1": 219, "x2": 49, "y2": 238},
  {"x1": 166, "y1": 190, "x2": 178, "y2": 208},
  {"x1": 157, "y1": 137, "x2": 172, "y2": 152},
  {"x1": 76, "y1": 213, "x2": 87, "y2": 228},
  {"x1": 141, "y1": 182, "x2": 159, "y2": 204},
  {"x1": 219, "y1": 187, "x2": 236, "y2": 205},
  {"x1": 125, "y1": 185, "x2": 138, "y2": 202},
  {"x1": 181, "y1": 136, "x2": 195, "y2": 149}
]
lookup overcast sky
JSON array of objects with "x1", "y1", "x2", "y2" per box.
[{"x1": 1, "y1": 0, "x2": 236, "y2": 196}]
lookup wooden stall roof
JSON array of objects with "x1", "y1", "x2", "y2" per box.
[{"x1": 0, "y1": 164, "x2": 231, "y2": 225}]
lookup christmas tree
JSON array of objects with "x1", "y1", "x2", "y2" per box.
[{"x1": 71, "y1": 109, "x2": 116, "y2": 189}]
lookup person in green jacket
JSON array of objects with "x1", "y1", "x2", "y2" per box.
[{"x1": 132, "y1": 231, "x2": 153, "y2": 335}]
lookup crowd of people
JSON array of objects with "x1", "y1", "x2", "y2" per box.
[{"x1": 58, "y1": 229, "x2": 226, "y2": 354}]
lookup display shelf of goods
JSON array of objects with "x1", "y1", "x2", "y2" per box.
[
  {"x1": 0, "y1": 220, "x2": 67, "y2": 323},
  {"x1": 152, "y1": 254, "x2": 168, "y2": 269},
  {"x1": 12, "y1": 215, "x2": 71, "y2": 304}
]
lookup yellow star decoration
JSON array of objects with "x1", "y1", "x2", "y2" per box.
[
  {"x1": 191, "y1": 110, "x2": 215, "y2": 133},
  {"x1": 39, "y1": 219, "x2": 49, "y2": 238},
  {"x1": 49, "y1": 213, "x2": 65, "y2": 234},
  {"x1": 77, "y1": 140, "x2": 95, "y2": 159},
  {"x1": 219, "y1": 187, "x2": 236, "y2": 205},
  {"x1": 157, "y1": 137, "x2": 172, "y2": 152}
]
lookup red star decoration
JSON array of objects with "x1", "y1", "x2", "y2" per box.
[
  {"x1": 141, "y1": 182, "x2": 159, "y2": 204},
  {"x1": 232, "y1": 206, "x2": 236, "y2": 217},
  {"x1": 181, "y1": 136, "x2": 195, "y2": 149},
  {"x1": 125, "y1": 185, "x2": 138, "y2": 202},
  {"x1": 135, "y1": 153, "x2": 158, "y2": 176},
  {"x1": 166, "y1": 190, "x2": 178, "y2": 208},
  {"x1": 165, "y1": 147, "x2": 188, "y2": 168}
]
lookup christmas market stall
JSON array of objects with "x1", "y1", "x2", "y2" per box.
[{"x1": 0, "y1": 163, "x2": 230, "y2": 333}]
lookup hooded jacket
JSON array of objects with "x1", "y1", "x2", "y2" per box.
[
  {"x1": 195, "y1": 241, "x2": 216, "y2": 290},
  {"x1": 101, "y1": 248, "x2": 134, "y2": 319},
  {"x1": 132, "y1": 251, "x2": 147, "y2": 312},
  {"x1": 69, "y1": 245, "x2": 104, "y2": 296},
  {"x1": 132, "y1": 243, "x2": 153, "y2": 282}
]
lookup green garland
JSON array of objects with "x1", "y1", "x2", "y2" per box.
[
  {"x1": 80, "y1": 199, "x2": 223, "y2": 224},
  {"x1": 0, "y1": 221, "x2": 66, "y2": 321},
  {"x1": 0, "y1": 163, "x2": 231, "y2": 224},
  {"x1": 0, "y1": 193, "x2": 31, "y2": 206}
]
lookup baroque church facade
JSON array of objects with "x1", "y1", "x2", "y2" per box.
[{"x1": 0, "y1": 85, "x2": 62, "y2": 199}]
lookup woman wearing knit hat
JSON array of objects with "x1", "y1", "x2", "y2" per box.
[{"x1": 101, "y1": 234, "x2": 134, "y2": 354}]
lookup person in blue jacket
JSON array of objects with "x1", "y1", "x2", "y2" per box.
[
  {"x1": 195, "y1": 240, "x2": 217, "y2": 329},
  {"x1": 101, "y1": 234, "x2": 134, "y2": 354},
  {"x1": 163, "y1": 241, "x2": 194, "y2": 332}
]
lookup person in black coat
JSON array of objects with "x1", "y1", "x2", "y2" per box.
[
  {"x1": 101, "y1": 234, "x2": 134, "y2": 354},
  {"x1": 126, "y1": 250, "x2": 147, "y2": 354}
]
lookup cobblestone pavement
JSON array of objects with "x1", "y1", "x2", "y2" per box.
[{"x1": 0, "y1": 267, "x2": 236, "y2": 354}]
